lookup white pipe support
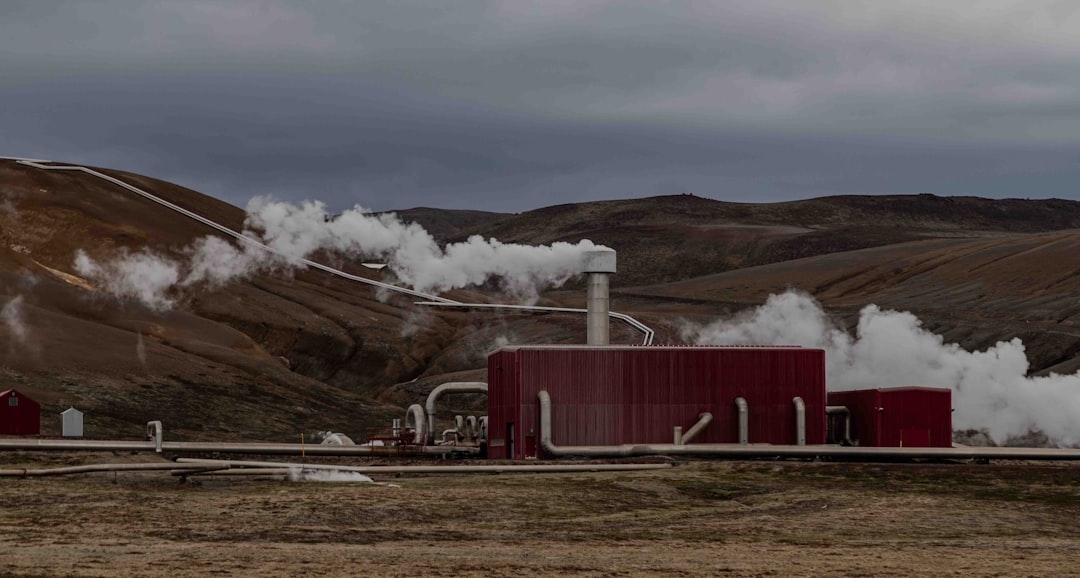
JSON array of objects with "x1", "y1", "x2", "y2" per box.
[
  {"x1": 793, "y1": 397, "x2": 806, "y2": 446},
  {"x1": 673, "y1": 426, "x2": 683, "y2": 446},
  {"x1": 146, "y1": 421, "x2": 163, "y2": 453},
  {"x1": 680, "y1": 412, "x2": 713, "y2": 444},
  {"x1": 734, "y1": 397, "x2": 749, "y2": 445},
  {"x1": 425, "y1": 382, "x2": 487, "y2": 444}
]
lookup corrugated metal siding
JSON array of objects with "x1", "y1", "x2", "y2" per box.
[
  {"x1": 828, "y1": 387, "x2": 952, "y2": 447},
  {"x1": 487, "y1": 346, "x2": 826, "y2": 459},
  {"x1": 827, "y1": 389, "x2": 880, "y2": 446},
  {"x1": 879, "y1": 388, "x2": 953, "y2": 448},
  {"x1": 0, "y1": 389, "x2": 41, "y2": 436}
]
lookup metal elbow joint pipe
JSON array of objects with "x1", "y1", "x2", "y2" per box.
[
  {"x1": 146, "y1": 421, "x2": 163, "y2": 453},
  {"x1": 405, "y1": 404, "x2": 427, "y2": 444},
  {"x1": 793, "y1": 397, "x2": 806, "y2": 446},
  {"x1": 680, "y1": 412, "x2": 713, "y2": 444},
  {"x1": 425, "y1": 382, "x2": 488, "y2": 444},
  {"x1": 734, "y1": 397, "x2": 749, "y2": 445}
]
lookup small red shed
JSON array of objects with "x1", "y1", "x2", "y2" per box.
[
  {"x1": 487, "y1": 345, "x2": 827, "y2": 459},
  {"x1": 827, "y1": 387, "x2": 952, "y2": 448},
  {"x1": 0, "y1": 389, "x2": 41, "y2": 436}
]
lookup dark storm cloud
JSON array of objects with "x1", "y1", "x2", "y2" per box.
[{"x1": 2, "y1": 1, "x2": 1080, "y2": 212}]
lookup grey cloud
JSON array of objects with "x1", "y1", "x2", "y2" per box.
[{"x1": 2, "y1": 1, "x2": 1080, "y2": 211}]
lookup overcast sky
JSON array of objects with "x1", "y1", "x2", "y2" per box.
[{"x1": 3, "y1": 1, "x2": 1080, "y2": 213}]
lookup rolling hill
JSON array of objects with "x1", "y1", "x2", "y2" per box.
[{"x1": 2, "y1": 157, "x2": 1079, "y2": 439}]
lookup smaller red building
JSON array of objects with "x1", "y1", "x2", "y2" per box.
[
  {"x1": 827, "y1": 387, "x2": 952, "y2": 448},
  {"x1": 0, "y1": 389, "x2": 41, "y2": 436}
]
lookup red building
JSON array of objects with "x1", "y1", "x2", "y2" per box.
[
  {"x1": 487, "y1": 345, "x2": 827, "y2": 459},
  {"x1": 827, "y1": 387, "x2": 952, "y2": 447},
  {"x1": 0, "y1": 389, "x2": 41, "y2": 436}
]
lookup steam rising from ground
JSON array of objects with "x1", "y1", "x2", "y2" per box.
[
  {"x1": 2, "y1": 295, "x2": 28, "y2": 343},
  {"x1": 73, "y1": 198, "x2": 605, "y2": 309},
  {"x1": 288, "y1": 468, "x2": 373, "y2": 483},
  {"x1": 685, "y1": 291, "x2": 1080, "y2": 445}
]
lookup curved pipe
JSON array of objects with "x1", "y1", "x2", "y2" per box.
[
  {"x1": 793, "y1": 397, "x2": 806, "y2": 446},
  {"x1": 478, "y1": 416, "x2": 488, "y2": 440},
  {"x1": 465, "y1": 416, "x2": 478, "y2": 439},
  {"x1": 680, "y1": 412, "x2": 713, "y2": 444},
  {"x1": 146, "y1": 420, "x2": 163, "y2": 453},
  {"x1": 405, "y1": 404, "x2": 426, "y2": 444},
  {"x1": 425, "y1": 382, "x2": 487, "y2": 443},
  {"x1": 734, "y1": 397, "x2": 749, "y2": 445},
  {"x1": 826, "y1": 405, "x2": 855, "y2": 446}
]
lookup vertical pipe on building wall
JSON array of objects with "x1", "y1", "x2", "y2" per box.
[
  {"x1": 734, "y1": 397, "x2": 749, "y2": 445},
  {"x1": 673, "y1": 426, "x2": 683, "y2": 445},
  {"x1": 793, "y1": 397, "x2": 806, "y2": 446},
  {"x1": 680, "y1": 413, "x2": 713, "y2": 444},
  {"x1": 583, "y1": 250, "x2": 616, "y2": 346}
]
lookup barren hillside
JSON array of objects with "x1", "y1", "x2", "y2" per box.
[{"x1": 2, "y1": 158, "x2": 1079, "y2": 440}]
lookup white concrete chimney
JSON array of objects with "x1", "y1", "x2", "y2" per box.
[{"x1": 582, "y1": 249, "x2": 616, "y2": 345}]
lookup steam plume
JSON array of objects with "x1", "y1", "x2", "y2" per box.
[
  {"x1": 685, "y1": 290, "x2": 1080, "y2": 445},
  {"x1": 73, "y1": 198, "x2": 606, "y2": 309},
  {"x1": 2, "y1": 295, "x2": 28, "y2": 343}
]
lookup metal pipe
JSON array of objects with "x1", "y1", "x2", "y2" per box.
[
  {"x1": 478, "y1": 416, "x2": 488, "y2": 440},
  {"x1": 0, "y1": 439, "x2": 479, "y2": 456},
  {"x1": 793, "y1": 397, "x2": 806, "y2": 446},
  {"x1": 425, "y1": 382, "x2": 487, "y2": 444},
  {"x1": 826, "y1": 405, "x2": 855, "y2": 445},
  {"x1": 673, "y1": 426, "x2": 683, "y2": 445},
  {"x1": 15, "y1": 160, "x2": 458, "y2": 305},
  {"x1": 0, "y1": 462, "x2": 226, "y2": 477},
  {"x1": 176, "y1": 458, "x2": 675, "y2": 474},
  {"x1": 680, "y1": 412, "x2": 713, "y2": 444},
  {"x1": 146, "y1": 420, "x2": 163, "y2": 452},
  {"x1": 734, "y1": 397, "x2": 749, "y2": 445},
  {"x1": 583, "y1": 249, "x2": 616, "y2": 346},
  {"x1": 465, "y1": 416, "x2": 478, "y2": 439},
  {"x1": 405, "y1": 404, "x2": 426, "y2": 444},
  {"x1": 540, "y1": 390, "x2": 1080, "y2": 461}
]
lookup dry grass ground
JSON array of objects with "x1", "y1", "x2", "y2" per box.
[{"x1": 2, "y1": 454, "x2": 1080, "y2": 576}]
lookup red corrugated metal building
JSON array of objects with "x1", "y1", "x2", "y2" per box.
[
  {"x1": 827, "y1": 387, "x2": 952, "y2": 447},
  {"x1": 0, "y1": 389, "x2": 41, "y2": 436},
  {"x1": 487, "y1": 345, "x2": 826, "y2": 459}
]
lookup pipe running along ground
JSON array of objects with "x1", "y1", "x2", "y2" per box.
[{"x1": 14, "y1": 158, "x2": 655, "y2": 344}]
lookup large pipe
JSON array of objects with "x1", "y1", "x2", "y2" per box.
[
  {"x1": 0, "y1": 462, "x2": 226, "y2": 477},
  {"x1": 583, "y1": 249, "x2": 616, "y2": 346},
  {"x1": 680, "y1": 412, "x2": 713, "y2": 444},
  {"x1": 146, "y1": 420, "x2": 163, "y2": 452},
  {"x1": 793, "y1": 397, "x2": 806, "y2": 446},
  {"x1": 405, "y1": 404, "x2": 426, "y2": 444},
  {"x1": 826, "y1": 406, "x2": 855, "y2": 446},
  {"x1": 734, "y1": 397, "x2": 749, "y2": 445},
  {"x1": 0, "y1": 439, "x2": 479, "y2": 456},
  {"x1": 176, "y1": 458, "x2": 674, "y2": 474},
  {"x1": 425, "y1": 382, "x2": 488, "y2": 444},
  {"x1": 537, "y1": 390, "x2": 1080, "y2": 461}
]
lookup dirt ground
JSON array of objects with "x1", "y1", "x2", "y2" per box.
[{"x1": 2, "y1": 454, "x2": 1080, "y2": 577}]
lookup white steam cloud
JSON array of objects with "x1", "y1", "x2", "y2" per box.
[
  {"x1": 685, "y1": 290, "x2": 1080, "y2": 445},
  {"x1": 73, "y1": 198, "x2": 604, "y2": 309},
  {"x1": 288, "y1": 468, "x2": 373, "y2": 483},
  {"x1": 2, "y1": 295, "x2": 28, "y2": 343}
]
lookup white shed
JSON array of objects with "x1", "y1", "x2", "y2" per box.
[{"x1": 61, "y1": 407, "x2": 84, "y2": 438}]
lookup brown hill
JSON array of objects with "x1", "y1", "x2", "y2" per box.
[
  {"x1": 3, "y1": 158, "x2": 1080, "y2": 440},
  {"x1": 459, "y1": 194, "x2": 1080, "y2": 287}
]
